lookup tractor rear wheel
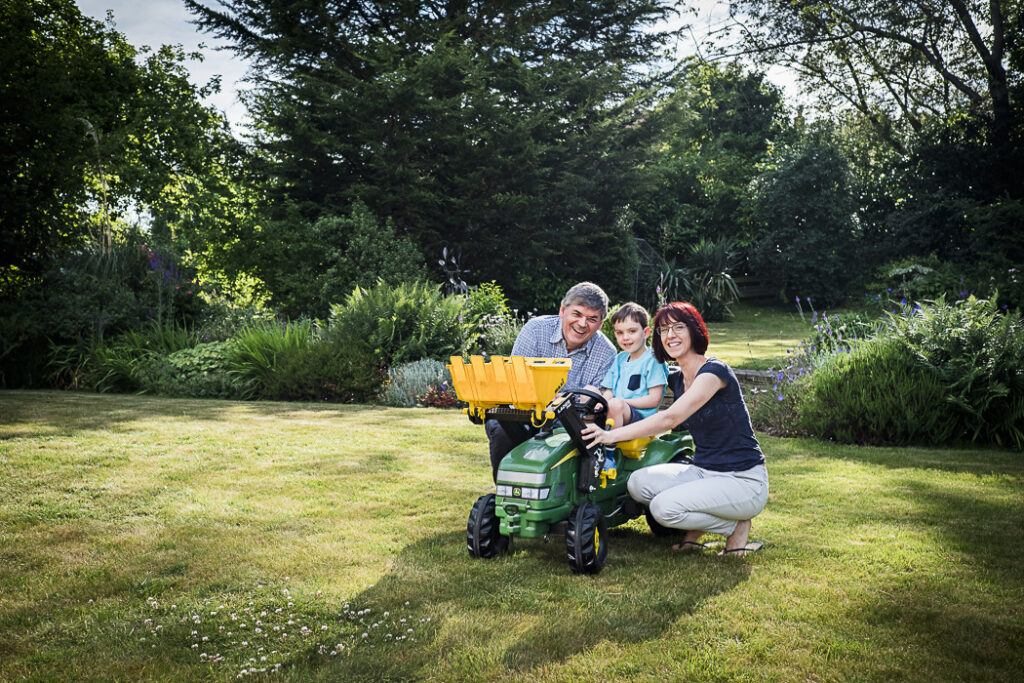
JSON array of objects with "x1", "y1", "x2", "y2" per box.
[
  {"x1": 467, "y1": 493, "x2": 510, "y2": 559},
  {"x1": 645, "y1": 508, "x2": 681, "y2": 537},
  {"x1": 566, "y1": 502, "x2": 608, "y2": 574}
]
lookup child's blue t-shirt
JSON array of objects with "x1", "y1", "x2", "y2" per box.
[{"x1": 600, "y1": 348, "x2": 668, "y2": 419}]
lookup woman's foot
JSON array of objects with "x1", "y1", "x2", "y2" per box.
[
  {"x1": 671, "y1": 530, "x2": 705, "y2": 552},
  {"x1": 720, "y1": 520, "x2": 759, "y2": 556}
]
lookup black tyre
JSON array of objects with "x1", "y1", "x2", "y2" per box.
[
  {"x1": 566, "y1": 502, "x2": 608, "y2": 574},
  {"x1": 467, "y1": 493, "x2": 510, "y2": 559},
  {"x1": 645, "y1": 508, "x2": 681, "y2": 537}
]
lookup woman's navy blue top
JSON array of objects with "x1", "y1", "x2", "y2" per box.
[{"x1": 666, "y1": 358, "x2": 765, "y2": 472}]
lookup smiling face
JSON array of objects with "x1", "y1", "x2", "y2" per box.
[
  {"x1": 558, "y1": 303, "x2": 603, "y2": 351},
  {"x1": 656, "y1": 318, "x2": 692, "y2": 360},
  {"x1": 613, "y1": 318, "x2": 649, "y2": 359}
]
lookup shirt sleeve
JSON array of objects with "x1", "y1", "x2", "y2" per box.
[
  {"x1": 511, "y1": 317, "x2": 542, "y2": 357},
  {"x1": 696, "y1": 358, "x2": 731, "y2": 384},
  {"x1": 646, "y1": 358, "x2": 668, "y2": 387}
]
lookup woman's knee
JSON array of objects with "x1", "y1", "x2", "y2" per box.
[{"x1": 649, "y1": 494, "x2": 687, "y2": 528}]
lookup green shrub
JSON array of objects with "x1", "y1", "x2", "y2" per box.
[
  {"x1": 801, "y1": 309, "x2": 880, "y2": 355},
  {"x1": 196, "y1": 299, "x2": 275, "y2": 342},
  {"x1": 225, "y1": 320, "x2": 317, "y2": 398},
  {"x1": 798, "y1": 337, "x2": 958, "y2": 446},
  {"x1": 883, "y1": 296, "x2": 1024, "y2": 449},
  {"x1": 864, "y1": 255, "x2": 961, "y2": 304},
  {"x1": 328, "y1": 281, "x2": 473, "y2": 365},
  {"x1": 135, "y1": 342, "x2": 246, "y2": 399},
  {"x1": 261, "y1": 342, "x2": 385, "y2": 403},
  {"x1": 383, "y1": 359, "x2": 452, "y2": 407},
  {"x1": 745, "y1": 354, "x2": 815, "y2": 437},
  {"x1": 463, "y1": 282, "x2": 510, "y2": 324},
  {"x1": 312, "y1": 202, "x2": 430, "y2": 315}
]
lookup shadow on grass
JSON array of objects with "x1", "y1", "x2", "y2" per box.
[
  {"x1": 0, "y1": 390, "x2": 379, "y2": 437},
  {"x1": 770, "y1": 435, "x2": 1024, "y2": 476},
  {"x1": 320, "y1": 526, "x2": 753, "y2": 680}
]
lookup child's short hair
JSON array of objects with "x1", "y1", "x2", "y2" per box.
[{"x1": 610, "y1": 302, "x2": 650, "y2": 328}]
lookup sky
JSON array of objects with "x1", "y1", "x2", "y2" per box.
[
  {"x1": 77, "y1": 0, "x2": 252, "y2": 131},
  {"x1": 75, "y1": 0, "x2": 791, "y2": 133}
]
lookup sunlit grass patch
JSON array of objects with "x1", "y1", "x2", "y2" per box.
[
  {"x1": 1, "y1": 391, "x2": 1022, "y2": 681},
  {"x1": 707, "y1": 302, "x2": 816, "y2": 369}
]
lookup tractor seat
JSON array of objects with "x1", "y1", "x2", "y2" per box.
[{"x1": 617, "y1": 436, "x2": 655, "y2": 460}]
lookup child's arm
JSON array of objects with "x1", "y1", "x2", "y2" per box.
[{"x1": 619, "y1": 384, "x2": 665, "y2": 410}]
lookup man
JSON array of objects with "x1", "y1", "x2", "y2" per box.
[{"x1": 485, "y1": 281, "x2": 616, "y2": 481}]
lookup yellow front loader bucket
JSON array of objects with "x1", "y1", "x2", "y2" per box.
[{"x1": 448, "y1": 356, "x2": 571, "y2": 422}]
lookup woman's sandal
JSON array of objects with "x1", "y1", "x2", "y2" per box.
[
  {"x1": 671, "y1": 540, "x2": 707, "y2": 553},
  {"x1": 718, "y1": 541, "x2": 764, "y2": 557}
]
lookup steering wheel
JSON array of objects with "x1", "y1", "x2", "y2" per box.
[{"x1": 568, "y1": 388, "x2": 609, "y2": 428}]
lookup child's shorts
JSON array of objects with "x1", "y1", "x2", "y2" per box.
[{"x1": 624, "y1": 404, "x2": 642, "y2": 425}]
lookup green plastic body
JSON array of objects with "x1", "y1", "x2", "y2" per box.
[{"x1": 493, "y1": 429, "x2": 695, "y2": 538}]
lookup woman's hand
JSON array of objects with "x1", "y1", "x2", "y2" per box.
[{"x1": 581, "y1": 422, "x2": 613, "y2": 447}]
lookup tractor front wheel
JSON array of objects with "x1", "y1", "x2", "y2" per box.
[
  {"x1": 566, "y1": 502, "x2": 608, "y2": 574},
  {"x1": 467, "y1": 493, "x2": 510, "y2": 559}
]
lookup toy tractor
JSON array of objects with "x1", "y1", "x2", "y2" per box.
[{"x1": 448, "y1": 355, "x2": 694, "y2": 574}]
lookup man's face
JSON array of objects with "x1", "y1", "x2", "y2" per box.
[{"x1": 559, "y1": 303, "x2": 603, "y2": 351}]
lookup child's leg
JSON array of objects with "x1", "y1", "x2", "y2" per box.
[{"x1": 606, "y1": 397, "x2": 632, "y2": 428}]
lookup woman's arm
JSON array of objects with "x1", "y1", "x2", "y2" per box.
[{"x1": 582, "y1": 373, "x2": 725, "y2": 446}]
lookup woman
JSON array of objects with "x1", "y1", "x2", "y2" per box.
[{"x1": 581, "y1": 301, "x2": 768, "y2": 556}]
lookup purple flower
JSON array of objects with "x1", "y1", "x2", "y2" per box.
[{"x1": 777, "y1": 395, "x2": 784, "y2": 401}]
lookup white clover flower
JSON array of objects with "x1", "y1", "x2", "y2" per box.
[{"x1": 362, "y1": 633, "x2": 368, "y2": 638}]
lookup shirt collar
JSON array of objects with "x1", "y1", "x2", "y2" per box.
[{"x1": 549, "y1": 316, "x2": 591, "y2": 356}]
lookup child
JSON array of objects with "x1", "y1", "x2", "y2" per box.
[{"x1": 598, "y1": 303, "x2": 668, "y2": 480}]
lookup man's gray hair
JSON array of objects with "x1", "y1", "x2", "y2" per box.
[{"x1": 561, "y1": 282, "x2": 609, "y2": 319}]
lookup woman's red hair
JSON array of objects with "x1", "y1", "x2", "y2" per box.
[{"x1": 651, "y1": 302, "x2": 709, "y2": 362}]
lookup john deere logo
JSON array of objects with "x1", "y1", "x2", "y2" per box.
[{"x1": 512, "y1": 487, "x2": 522, "y2": 497}]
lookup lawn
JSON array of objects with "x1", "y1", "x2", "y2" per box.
[
  {"x1": 706, "y1": 302, "x2": 816, "y2": 370},
  {"x1": 2, "y1": 391, "x2": 1022, "y2": 681}
]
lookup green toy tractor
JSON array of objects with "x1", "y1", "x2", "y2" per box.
[{"x1": 449, "y1": 355, "x2": 694, "y2": 574}]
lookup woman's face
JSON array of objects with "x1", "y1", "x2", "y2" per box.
[{"x1": 657, "y1": 318, "x2": 691, "y2": 359}]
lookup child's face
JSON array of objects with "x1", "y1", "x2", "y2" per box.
[{"x1": 613, "y1": 318, "x2": 649, "y2": 356}]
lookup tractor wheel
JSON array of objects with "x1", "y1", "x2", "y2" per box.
[
  {"x1": 467, "y1": 493, "x2": 510, "y2": 559},
  {"x1": 645, "y1": 508, "x2": 681, "y2": 537},
  {"x1": 566, "y1": 502, "x2": 608, "y2": 574}
]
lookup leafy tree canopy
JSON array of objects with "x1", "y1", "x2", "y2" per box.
[
  {"x1": 1, "y1": 0, "x2": 246, "y2": 296},
  {"x1": 185, "y1": 0, "x2": 677, "y2": 309}
]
